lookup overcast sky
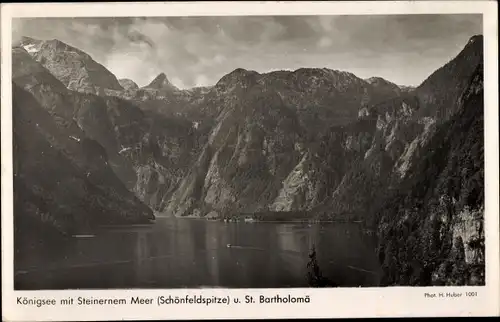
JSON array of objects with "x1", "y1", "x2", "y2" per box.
[{"x1": 13, "y1": 15, "x2": 482, "y2": 89}]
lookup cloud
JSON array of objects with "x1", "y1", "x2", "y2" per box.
[
  {"x1": 104, "y1": 52, "x2": 158, "y2": 86},
  {"x1": 194, "y1": 74, "x2": 210, "y2": 87},
  {"x1": 317, "y1": 37, "x2": 333, "y2": 48},
  {"x1": 214, "y1": 54, "x2": 226, "y2": 64},
  {"x1": 12, "y1": 15, "x2": 482, "y2": 87},
  {"x1": 171, "y1": 76, "x2": 188, "y2": 89}
]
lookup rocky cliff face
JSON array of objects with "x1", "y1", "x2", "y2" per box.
[
  {"x1": 13, "y1": 83, "x2": 154, "y2": 254},
  {"x1": 118, "y1": 78, "x2": 139, "y2": 90},
  {"x1": 12, "y1": 44, "x2": 202, "y2": 212},
  {"x1": 12, "y1": 34, "x2": 485, "y2": 281},
  {"x1": 365, "y1": 76, "x2": 403, "y2": 97},
  {"x1": 166, "y1": 75, "x2": 305, "y2": 217},
  {"x1": 131, "y1": 66, "x2": 398, "y2": 177},
  {"x1": 12, "y1": 46, "x2": 138, "y2": 187},
  {"x1": 19, "y1": 36, "x2": 124, "y2": 95},
  {"x1": 210, "y1": 68, "x2": 402, "y2": 134},
  {"x1": 15, "y1": 38, "x2": 413, "y2": 219},
  {"x1": 164, "y1": 33, "x2": 483, "y2": 219},
  {"x1": 11, "y1": 31, "x2": 485, "y2": 287},
  {"x1": 314, "y1": 94, "x2": 425, "y2": 219},
  {"x1": 310, "y1": 35, "x2": 484, "y2": 221},
  {"x1": 127, "y1": 113, "x2": 204, "y2": 211},
  {"x1": 144, "y1": 72, "x2": 179, "y2": 92},
  {"x1": 271, "y1": 119, "x2": 375, "y2": 213},
  {"x1": 375, "y1": 61, "x2": 484, "y2": 286},
  {"x1": 164, "y1": 66, "x2": 409, "y2": 217},
  {"x1": 416, "y1": 35, "x2": 483, "y2": 120}
]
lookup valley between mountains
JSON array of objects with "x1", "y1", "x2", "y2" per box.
[{"x1": 12, "y1": 35, "x2": 485, "y2": 286}]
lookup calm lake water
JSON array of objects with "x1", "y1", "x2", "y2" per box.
[{"x1": 15, "y1": 217, "x2": 381, "y2": 289}]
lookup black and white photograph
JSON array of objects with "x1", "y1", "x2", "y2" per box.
[{"x1": 8, "y1": 12, "x2": 489, "y2": 291}]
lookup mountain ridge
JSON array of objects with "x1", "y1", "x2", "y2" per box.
[
  {"x1": 11, "y1": 33, "x2": 485, "y2": 287},
  {"x1": 144, "y1": 72, "x2": 179, "y2": 91},
  {"x1": 13, "y1": 82, "x2": 154, "y2": 263},
  {"x1": 18, "y1": 36, "x2": 124, "y2": 95}
]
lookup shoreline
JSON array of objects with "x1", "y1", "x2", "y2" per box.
[{"x1": 140, "y1": 214, "x2": 368, "y2": 225}]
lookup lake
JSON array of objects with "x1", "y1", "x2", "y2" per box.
[{"x1": 15, "y1": 217, "x2": 381, "y2": 289}]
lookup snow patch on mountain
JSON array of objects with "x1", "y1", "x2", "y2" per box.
[{"x1": 23, "y1": 44, "x2": 39, "y2": 53}]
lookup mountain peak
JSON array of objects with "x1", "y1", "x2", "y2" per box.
[
  {"x1": 45, "y1": 38, "x2": 83, "y2": 53},
  {"x1": 145, "y1": 72, "x2": 178, "y2": 91},
  {"x1": 365, "y1": 76, "x2": 400, "y2": 88},
  {"x1": 228, "y1": 68, "x2": 260, "y2": 77},
  {"x1": 18, "y1": 37, "x2": 123, "y2": 93},
  {"x1": 366, "y1": 76, "x2": 388, "y2": 84},
  {"x1": 156, "y1": 72, "x2": 167, "y2": 80},
  {"x1": 461, "y1": 34, "x2": 483, "y2": 55},
  {"x1": 118, "y1": 78, "x2": 139, "y2": 90},
  {"x1": 468, "y1": 34, "x2": 483, "y2": 44},
  {"x1": 19, "y1": 36, "x2": 37, "y2": 44},
  {"x1": 215, "y1": 68, "x2": 260, "y2": 89},
  {"x1": 13, "y1": 36, "x2": 41, "y2": 49},
  {"x1": 416, "y1": 34, "x2": 483, "y2": 119}
]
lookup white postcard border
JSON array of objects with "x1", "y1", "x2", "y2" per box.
[{"x1": 1, "y1": 1, "x2": 499, "y2": 320}]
